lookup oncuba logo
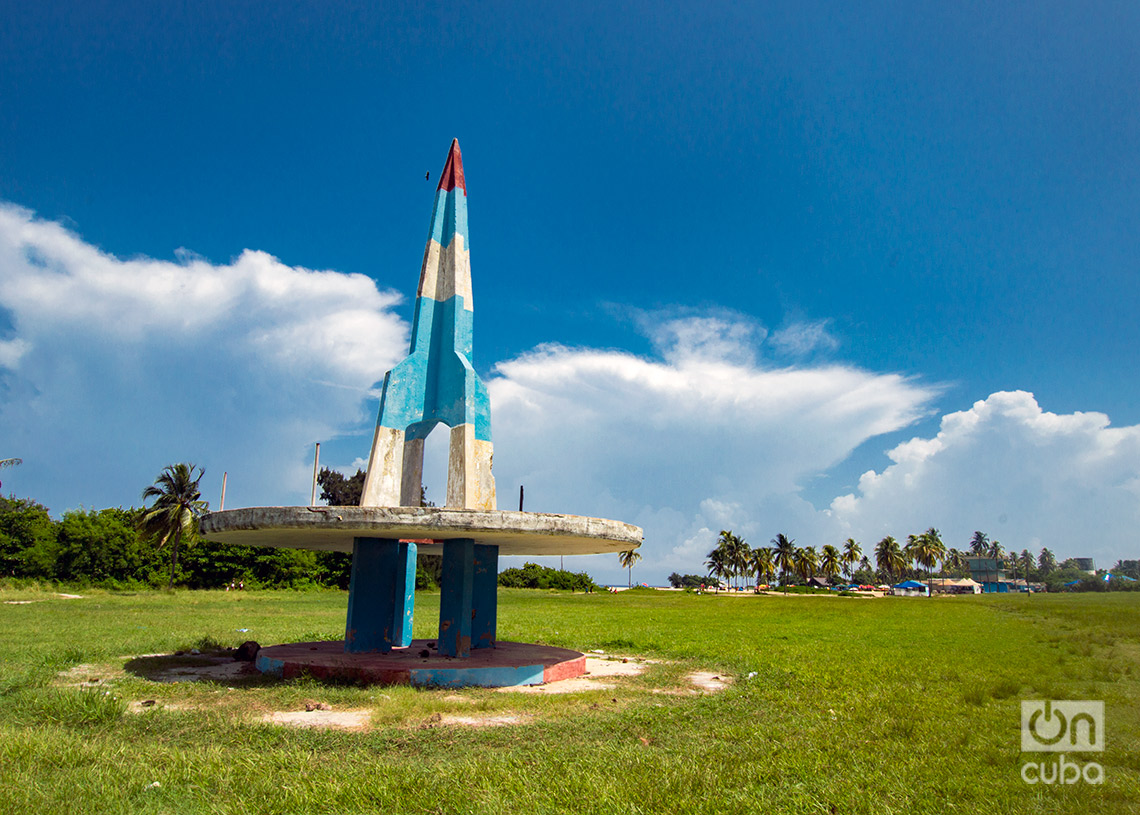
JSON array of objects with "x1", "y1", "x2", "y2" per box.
[{"x1": 1021, "y1": 701, "x2": 1104, "y2": 785}]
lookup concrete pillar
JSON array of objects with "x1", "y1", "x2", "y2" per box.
[
  {"x1": 360, "y1": 426, "x2": 405, "y2": 507},
  {"x1": 399, "y1": 437, "x2": 425, "y2": 506},
  {"x1": 473, "y1": 544, "x2": 498, "y2": 649},
  {"x1": 447, "y1": 423, "x2": 496, "y2": 509},
  {"x1": 438, "y1": 538, "x2": 475, "y2": 657},
  {"x1": 344, "y1": 538, "x2": 416, "y2": 653}
]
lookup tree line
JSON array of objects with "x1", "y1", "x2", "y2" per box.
[
  {"x1": 0, "y1": 494, "x2": 357, "y2": 590},
  {"x1": 693, "y1": 529, "x2": 1135, "y2": 594}
]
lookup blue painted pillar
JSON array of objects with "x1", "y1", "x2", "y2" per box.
[
  {"x1": 473, "y1": 544, "x2": 498, "y2": 649},
  {"x1": 438, "y1": 539, "x2": 475, "y2": 657},
  {"x1": 344, "y1": 538, "x2": 416, "y2": 653}
]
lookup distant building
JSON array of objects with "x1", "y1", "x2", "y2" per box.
[
  {"x1": 1073, "y1": 558, "x2": 1095, "y2": 573},
  {"x1": 965, "y1": 557, "x2": 1010, "y2": 593}
]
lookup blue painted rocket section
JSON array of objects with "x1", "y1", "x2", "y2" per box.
[
  {"x1": 378, "y1": 296, "x2": 491, "y2": 441},
  {"x1": 372, "y1": 139, "x2": 492, "y2": 444},
  {"x1": 344, "y1": 538, "x2": 417, "y2": 653}
]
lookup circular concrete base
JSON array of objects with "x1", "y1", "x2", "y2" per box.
[{"x1": 255, "y1": 640, "x2": 587, "y2": 688}]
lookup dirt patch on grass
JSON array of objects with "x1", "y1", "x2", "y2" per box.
[
  {"x1": 651, "y1": 671, "x2": 732, "y2": 696},
  {"x1": 127, "y1": 699, "x2": 191, "y2": 714},
  {"x1": 263, "y1": 709, "x2": 372, "y2": 730},
  {"x1": 433, "y1": 712, "x2": 531, "y2": 727},
  {"x1": 57, "y1": 663, "x2": 126, "y2": 688},
  {"x1": 687, "y1": 671, "x2": 731, "y2": 692}
]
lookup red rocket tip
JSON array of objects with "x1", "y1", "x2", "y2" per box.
[{"x1": 437, "y1": 139, "x2": 466, "y2": 193}]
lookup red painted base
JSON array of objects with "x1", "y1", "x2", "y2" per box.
[{"x1": 255, "y1": 640, "x2": 587, "y2": 688}]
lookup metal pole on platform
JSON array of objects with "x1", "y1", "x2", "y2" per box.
[
  {"x1": 311, "y1": 443, "x2": 321, "y2": 506},
  {"x1": 220, "y1": 472, "x2": 227, "y2": 511},
  {"x1": 518, "y1": 485, "x2": 524, "y2": 512}
]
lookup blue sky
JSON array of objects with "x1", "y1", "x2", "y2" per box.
[{"x1": 2, "y1": 1, "x2": 1138, "y2": 582}]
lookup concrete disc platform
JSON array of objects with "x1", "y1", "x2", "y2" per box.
[
  {"x1": 200, "y1": 506, "x2": 642, "y2": 556},
  {"x1": 255, "y1": 640, "x2": 587, "y2": 688}
]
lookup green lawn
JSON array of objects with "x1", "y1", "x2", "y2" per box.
[{"x1": 0, "y1": 585, "x2": 1136, "y2": 814}]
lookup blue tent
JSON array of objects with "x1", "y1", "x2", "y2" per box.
[{"x1": 894, "y1": 580, "x2": 927, "y2": 589}]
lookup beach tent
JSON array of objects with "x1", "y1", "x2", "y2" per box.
[{"x1": 891, "y1": 579, "x2": 929, "y2": 597}]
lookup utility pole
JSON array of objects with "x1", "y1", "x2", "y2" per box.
[
  {"x1": 220, "y1": 472, "x2": 228, "y2": 511},
  {"x1": 311, "y1": 443, "x2": 321, "y2": 506}
]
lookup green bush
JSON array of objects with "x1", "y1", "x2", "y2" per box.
[{"x1": 498, "y1": 562, "x2": 598, "y2": 591}]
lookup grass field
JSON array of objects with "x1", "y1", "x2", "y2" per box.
[{"x1": 0, "y1": 585, "x2": 1137, "y2": 814}]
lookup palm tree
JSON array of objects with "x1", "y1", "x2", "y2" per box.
[
  {"x1": 875, "y1": 536, "x2": 905, "y2": 584},
  {"x1": 969, "y1": 531, "x2": 990, "y2": 555},
  {"x1": 0, "y1": 457, "x2": 21, "y2": 491},
  {"x1": 945, "y1": 548, "x2": 966, "y2": 578},
  {"x1": 988, "y1": 540, "x2": 1005, "y2": 590},
  {"x1": 717, "y1": 530, "x2": 750, "y2": 590},
  {"x1": 820, "y1": 544, "x2": 841, "y2": 585},
  {"x1": 732, "y1": 536, "x2": 751, "y2": 589},
  {"x1": 1037, "y1": 548, "x2": 1057, "y2": 576},
  {"x1": 910, "y1": 528, "x2": 945, "y2": 596},
  {"x1": 1019, "y1": 549, "x2": 1034, "y2": 594},
  {"x1": 618, "y1": 549, "x2": 642, "y2": 589},
  {"x1": 904, "y1": 534, "x2": 921, "y2": 580},
  {"x1": 705, "y1": 545, "x2": 727, "y2": 592},
  {"x1": 771, "y1": 534, "x2": 796, "y2": 594},
  {"x1": 842, "y1": 538, "x2": 861, "y2": 581},
  {"x1": 858, "y1": 555, "x2": 871, "y2": 580},
  {"x1": 793, "y1": 546, "x2": 819, "y2": 585},
  {"x1": 751, "y1": 547, "x2": 775, "y2": 591},
  {"x1": 139, "y1": 463, "x2": 208, "y2": 589}
]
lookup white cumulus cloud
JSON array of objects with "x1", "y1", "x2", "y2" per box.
[
  {"x1": 487, "y1": 320, "x2": 940, "y2": 582},
  {"x1": 0, "y1": 203, "x2": 407, "y2": 511},
  {"x1": 827, "y1": 391, "x2": 1140, "y2": 568}
]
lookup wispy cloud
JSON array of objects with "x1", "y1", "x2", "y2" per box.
[{"x1": 770, "y1": 319, "x2": 839, "y2": 357}]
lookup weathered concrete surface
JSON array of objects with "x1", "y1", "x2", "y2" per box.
[
  {"x1": 200, "y1": 506, "x2": 643, "y2": 556},
  {"x1": 254, "y1": 639, "x2": 587, "y2": 688}
]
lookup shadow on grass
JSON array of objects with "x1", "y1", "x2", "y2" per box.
[
  {"x1": 122, "y1": 649, "x2": 273, "y2": 687},
  {"x1": 122, "y1": 650, "x2": 376, "y2": 690}
]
